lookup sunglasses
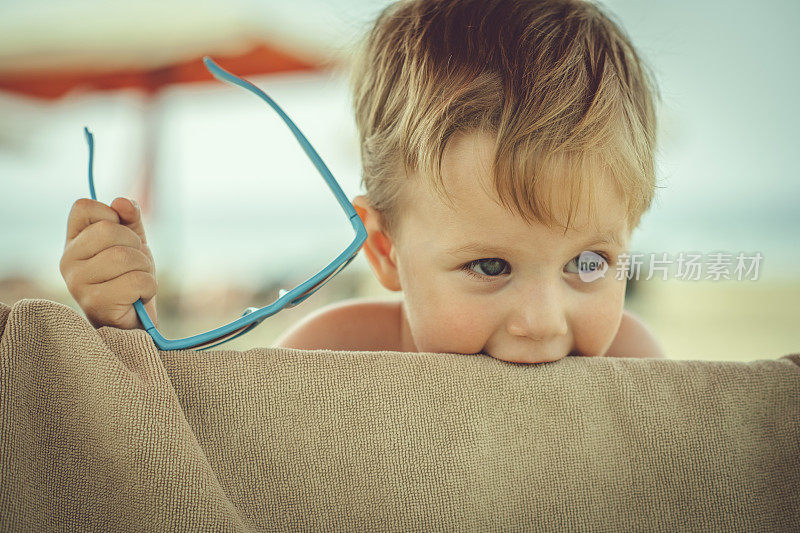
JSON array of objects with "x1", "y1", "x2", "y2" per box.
[{"x1": 83, "y1": 56, "x2": 367, "y2": 351}]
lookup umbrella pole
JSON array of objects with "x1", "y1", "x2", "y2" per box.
[{"x1": 133, "y1": 91, "x2": 160, "y2": 218}]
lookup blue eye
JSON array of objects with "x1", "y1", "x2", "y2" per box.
[{"x1": 460, "y1": 258, "x2": 510, "y2": 280}]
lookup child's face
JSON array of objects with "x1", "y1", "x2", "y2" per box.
[{"x1": 373, "y1": 130, "x2": 631, "y2": 363}]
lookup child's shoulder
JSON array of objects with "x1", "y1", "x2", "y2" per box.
[{"x1": 272, "y1": 297, "x2": 402, "y2": 352}]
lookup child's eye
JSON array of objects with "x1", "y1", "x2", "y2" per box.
[
  {"x1": 460, "y1": 252, "x2": 612, "y2": 281},
  {"x1": 564, "y1": 251, "x2": 611, "y2": 275},
  {"x1": 460, "y1": 258, "x2": 510, "y2": 280}
]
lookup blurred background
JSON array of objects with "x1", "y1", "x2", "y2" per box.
[{"x1": 0, "y1": 0, "x2": 797, "y2": 361}]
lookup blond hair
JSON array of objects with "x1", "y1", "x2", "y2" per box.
[{"x1": 349, "y1": 0, "x2": 661, "y2": 238}]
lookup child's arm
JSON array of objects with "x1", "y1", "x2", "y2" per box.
[
  {"x1": 605, "y1": 309, "x2": 665, "y2": 359},
  {"x1": 59, "y1": 198, "x2": 159, "y2": 330}
]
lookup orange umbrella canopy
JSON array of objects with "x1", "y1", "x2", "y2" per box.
[
  {"x1": 0, "y1": 42, "x2": 327, "y2": 99},
  {"x1": 0, "y1": 0, "x2": 345, "y2": 97}
]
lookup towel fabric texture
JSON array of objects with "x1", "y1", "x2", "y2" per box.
[{"x1": 1, "y1": 299, "x2": 798, "y2": 531}]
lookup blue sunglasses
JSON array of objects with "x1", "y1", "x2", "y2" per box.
[{"x1": 83, "y1": 56, "x2": 367, "y2": 351}]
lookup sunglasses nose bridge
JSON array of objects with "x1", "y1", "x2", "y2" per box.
[{"x1": 240, "y1": 307, "x2": 270, "y2": 331}]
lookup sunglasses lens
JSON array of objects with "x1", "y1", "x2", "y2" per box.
[
  {"x1": 195, "y1": 254, "x2": 357, "y2": 348},
  {"x1": 288, "y1": 254, "x2": 356, "y2": 307}
]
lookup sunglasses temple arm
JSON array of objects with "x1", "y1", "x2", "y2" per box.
[
  {"x1": 202, "y1": 57, "x2": 357, "y2": 218},
  {"x1": 85, "y1": 128, "x2": 157, "y2": 339}
]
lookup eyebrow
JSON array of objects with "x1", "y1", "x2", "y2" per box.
[{"x1": 446, "y1": 230, "x2": 624, "y2": 257}]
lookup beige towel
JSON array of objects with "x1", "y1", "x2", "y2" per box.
[{"x1": 1, "y1": 299, "x2": 798, "y2": 531}]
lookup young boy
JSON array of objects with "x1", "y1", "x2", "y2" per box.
[{"x1": 60, "y1": 0, "x2": 665, "y2": 363}]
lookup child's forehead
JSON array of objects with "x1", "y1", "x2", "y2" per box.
[
  {"x1": 399, "y1": 178, "x2": 629, "y2": 258},
  {"x1": 398, "y1": 190, "x2": 629, "y2": 263},
  {"x1": 408, "y1": 132, "x2": 628, "y2": 234}
]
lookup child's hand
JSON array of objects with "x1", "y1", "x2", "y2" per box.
[{"x1": 60, "y1": 198, "x2": 158, "y2": 330}]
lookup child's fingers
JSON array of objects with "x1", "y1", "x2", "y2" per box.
[
  {"x1": 109, "y1": 197, "x2": 149, "y2": 245},
  {"x1": 80, "y1": 246, "x2": 154, "y2": 285},
  {"x1": 81, "y1": 271, "x2": 158, "y2": 328},
  {"x1": 65, "y1": 219, "x2": 144, "y2": 262},
  {"x1": 66, "y1": 198, "x2": 121, "y2": 241}
]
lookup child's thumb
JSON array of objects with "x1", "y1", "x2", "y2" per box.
[{"x1": 111, "y1": 197, "x2": 148, "y2": 242}]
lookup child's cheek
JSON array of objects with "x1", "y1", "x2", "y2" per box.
[
  {"x1": 413, "y1": 299, "x2": 488, "y2": 355},
  {"x1": 398, "y1": 260, "x2": 493, "y2": 354},
  {"x1": 573, "y1": 294, "x2": 625, "y2": 357}
]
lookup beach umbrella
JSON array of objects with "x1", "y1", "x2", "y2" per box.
[{"x1": 0, "y1": 1, "x2": 339, "y2": 214}]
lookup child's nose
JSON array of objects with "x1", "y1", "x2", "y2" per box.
[{"x1": 505, "y1": 281, "x2": 569, "y2": 341}]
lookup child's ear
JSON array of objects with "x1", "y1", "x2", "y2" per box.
[{"x1": 352, "y1": 195, "x2": 402, "y2": 292}]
